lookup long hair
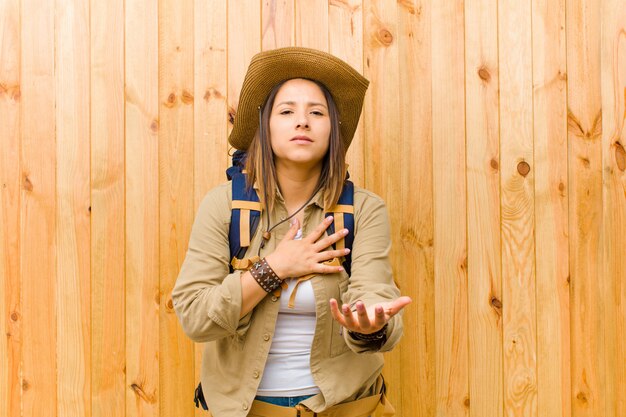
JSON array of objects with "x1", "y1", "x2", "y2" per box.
[{"x1": 244, "y1": 79, "x2": 346, "y2": 213}]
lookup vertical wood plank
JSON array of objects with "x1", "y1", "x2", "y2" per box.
[
  {"x1": 193, "y1": 0, "x2": 228, "y2": 415},
  {"x1": 397, "y1": 1, "x2": 435, "y2": 416},
  {"x1": 362, "y1": 0, "x2": 403, "y2": 414},
  {"x1": 432, "y1": 0, "x2": 469, "y2": 415},
  {"x1": 228, "y1": 0, "x2": 261, "y2": 136},
  {"x1": 126, "y1": 0, "x2": 159, "y2": 415},
  {"x1": 498, "y1": 0, "x2": 537, "y2": 416},
  {"x1": 532, "y1": 1, "x2": 570, "y2": 417},
  {"x1": 295, "y1": 0, "x2": 328, "y2": 50},
  {"x1": 600, "y1": 0, "x2": 626, "y2": 415},
  {"x1": 91, "y1": 0, "x2": 126, "y2": 414},
  {"x1": 159, "y1": 0, "x2": 195, "y2": 415},
  {"x1": 329, "y1": 0, "x2": 365, "y2": 186},
  {"x1": 262, "y1": 0, "x2": 295, "y2": 49},
  {"x1": 56, "y1": 0, "x2": 91, "y2": 415},
  {"x1": 0, "y1": 1, "x2": 21, "y2": 416},
  {"x1": 464, "y1": 0, "x2": 503, "y2": 415},
  {"x1": 566, "y1": 0, "x2": 604, "y2": 416},
  {"x1": 20, "y1": 0, "x2": 57, "y2": 415}
]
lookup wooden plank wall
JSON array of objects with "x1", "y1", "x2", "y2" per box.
[{"x1": 1, "y1": 1, "x2": 625, "y2": 417}]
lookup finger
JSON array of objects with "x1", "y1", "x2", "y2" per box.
[
  {"x1": 385, "y1": 296, "x2": 413, "y2": 317},
  {"x1": 329, "y1": 298, "x2": 347, "y2": 327},
  {"x1": 312, "y1": 263, "x2": 344, "y2": 275},
  {"x1": 305, "y1": 216, "x2": 334, "y2": 243},
  {"x1": 341, "y1": 303, "x2": 358, "y2": 330},
  {"x1": 355, "y1": 301, "x2": 371, "y2": 330},
  {"x1": 373, "y1": 305, "x2": 386, "y2": 329},
  {"x1": 379, "y1": 296, "x2": 413, "y2": 320},
  {"x1": 313, "y1": 228, "x2": 349, "y2": 251},
  {"x1": 281, "y1": 217, "x2": 300, "y2": 241},
  {"x1": 315, "y1": 248, "x2": 350, "y2": 263}
]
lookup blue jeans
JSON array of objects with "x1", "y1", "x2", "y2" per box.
[{"x1": 254, "y1": 394, "x2": 314, "y2": 407}]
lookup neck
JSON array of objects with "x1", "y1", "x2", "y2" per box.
[{"x1": 275, "y1": 163, "x2": 322, "y2": 212}]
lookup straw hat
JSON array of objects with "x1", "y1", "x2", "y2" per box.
[{"x1": 228, "y1": 47, "x2": 369, "y2": 151}]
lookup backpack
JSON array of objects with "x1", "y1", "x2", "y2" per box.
[{"x1": 193, "y1": 149, "x2": 355, "y2": 410}]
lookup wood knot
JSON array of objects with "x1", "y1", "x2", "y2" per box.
[
  {"x1": 463, "y1": 397, "x2": 470, "y2": 408},
  {"x1": 558, "y1": 182, "x2": 565, "y2": 192},
  {"x1": 181, "y1": 90, "x2": 194, "y2": 104},
  {"x1": 490, "y1": 296, "x2": 502, "y2": 311},
  {"x1": 576, "y1": 391, "x2": 588, "y2": 403},
  {"x1": 150, "y1": 119, "x2": 159, "y2": 133},
  {"x1": 130, "y1": 383, "x2": 156, "y2": 403},
  {"x1": 165, "y1": 298, "x2": 174, "y2": 311},
  {"x1": 10, "y1": 311, "x2": 19, "y2": 322},
  {"x1": 377, "y1": 28, "x2": 394, "y2": 46},
  {"x1": 490, "y1": 158, "x2": 499, "y2": 170},
  {"x1": 165, "y1": 92, "x2": 176, "y2": 108},
  {"x1": 23, "y1": 175, "x2": 33, "y2": 192},
  {"x1": 22, "y1": 379, "x2": 30, "y2": 391},
  {"x1": 517, "y1": 161, "x2": 531, "y2": 177},
  {"x1": 615, "y1": 142, "x2": 626, "y2": 171},
  {"x1": 228, "y1": 107, "x2": 236, "y2": 125},
  {"x1": 478, "y1": 66, "x2": 491, "y2": 82}
]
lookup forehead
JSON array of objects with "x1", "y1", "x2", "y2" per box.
[{"x1": 274, "y1": 78, "x2": 327, "y2": 102}]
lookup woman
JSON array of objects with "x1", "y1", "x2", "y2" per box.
[{"x1": 172, "y1": 47, "x2": 411, "y2": 417}]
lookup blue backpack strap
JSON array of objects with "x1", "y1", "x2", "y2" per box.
[
  {"x1": 227, "y1": 151, "x2": 261, "y2": 272},
  {"x1": 325, "y1": 180, "x2": 355, "y2": 275}
]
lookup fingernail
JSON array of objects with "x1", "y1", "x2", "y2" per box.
[
  {"x1": 342, "y1": 229, "x2": 349, "y2": 235},
  {"x1": 344, "y1": 248, "x2": 351, "y2": 254},
  {"x1": 326, "y1": 215, "x2": 334, "y2": 222}
]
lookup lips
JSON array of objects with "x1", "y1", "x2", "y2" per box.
[{"x1": 290, "y1": 135, "x2": 313, "y2": 142}]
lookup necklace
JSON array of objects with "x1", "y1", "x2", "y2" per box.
[{"x1": 257, "y1": 185, "x2": 322, "y2": 255}]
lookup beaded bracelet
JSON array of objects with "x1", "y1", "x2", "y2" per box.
[
  {"x1": 249, "y1": 258, "x2": 282, "y2": 293},
  {"x1": 348, "y1": 323, "x2": 388, "y2": 342}
]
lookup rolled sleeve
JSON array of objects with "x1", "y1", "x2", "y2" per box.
[
  {"x1": 341, "y1": 189, "x2": 404, "y2": 353},
  {"x1": 171, "y1": 183, "x2": 252, "y2": 343}
]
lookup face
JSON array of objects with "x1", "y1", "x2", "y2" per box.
[{"x1": 269, "y1": 78, "x2": 331, "y2": 171}]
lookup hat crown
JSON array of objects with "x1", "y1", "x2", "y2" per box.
[{"x1": 228, "y1": 47, "x2": 369, "y2": 151}]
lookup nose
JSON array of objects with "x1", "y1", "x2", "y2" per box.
[{"x1": 295, "y1": 112, "x2": 309, "y2": 129}]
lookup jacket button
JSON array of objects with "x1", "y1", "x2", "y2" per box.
[
  {"x1": 243, "y1": 403, "x2": 248, "y2": 410},
  {"x1": 263, "y1": 333, "x2": 270, "y2": 341},
  {"x1": 253, "y1": 370, "x2": 260, "y2": 378},
  {"x1": 271, "y1": 296, "x2": 278, "y2": 302}
]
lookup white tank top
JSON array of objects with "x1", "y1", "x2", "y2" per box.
[{"x1": 256, "y1": 231, "x2": 321, "y2": 396}]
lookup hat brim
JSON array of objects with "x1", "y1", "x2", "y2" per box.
[{"x1": 228, "y1": 47, "x2": 369, "y2": 151}]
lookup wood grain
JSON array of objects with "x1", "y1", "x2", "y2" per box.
[
  {"x1": 362, "y1": 0, "x2": 405, "y2": 414},
  {"x1": 329, "y1": 0, "x2": 365, "y2": 186},
  {"x1": 0, "y1": 1, "x2": 21, "y2": 416},
  {"x1": 20, "y1": 0, "x2": 57, "y2": 415},
  {"x1": 295, "y1": 0, "x2": 328, "y2": 50},
  {"x1": 91, "y1": 0, "x2": 126, "y2": 415},
  {"x1": 397, "y1": 1, "x2": 434, "y2": 416},
  {"x1": 532, "y1": 1, "x2": 570, "y2": 417},
  {"x1": 432, "y1": 0, "x2": 469, "y2": 415},
  {"x1": 600, "y1": 1, "x2": 626, "y2": 415},
  {"x1": 499, "y1": 0, "x2": 537, "y2": 416},
  {"x1": 262, "y1": 0, "x2": 295, "y2": 49},
  {"x1": 159, "y1": 0, "x2": 195, "y2": 415},
  {"x1": 464, "y1": 0, "x2": 503, "y2": 415},
  {"x1": 56, "y1": 0, "x2": 91, "y2": 415},
  {"x1": 125, "y1": 0, "x2": 159, "y2": 416},
  {"x1": 228, "y1": 0, "x2": 261, "y2": 137},
  {"x1": 567, "y1": 0, "x2": 605, "y2": 416}
]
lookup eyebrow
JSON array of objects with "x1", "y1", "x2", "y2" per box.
[{"x1": 274, "y1": 100, "x2": 328, "y2": 109}]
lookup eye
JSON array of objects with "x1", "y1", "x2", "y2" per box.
[
  {"x1": 279, "y1": 109, "x2": 293, "y2": 115},
  {"x1": 310, "y1": 110, "x2": 325, "y2": 116}
]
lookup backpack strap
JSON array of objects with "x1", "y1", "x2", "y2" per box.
[
  {"x1": 325, "y1": 180, "x2": 355, "y2": 275},
  {"x1": 227, "y1": 151, "x2": 262, "y2": 272}
]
